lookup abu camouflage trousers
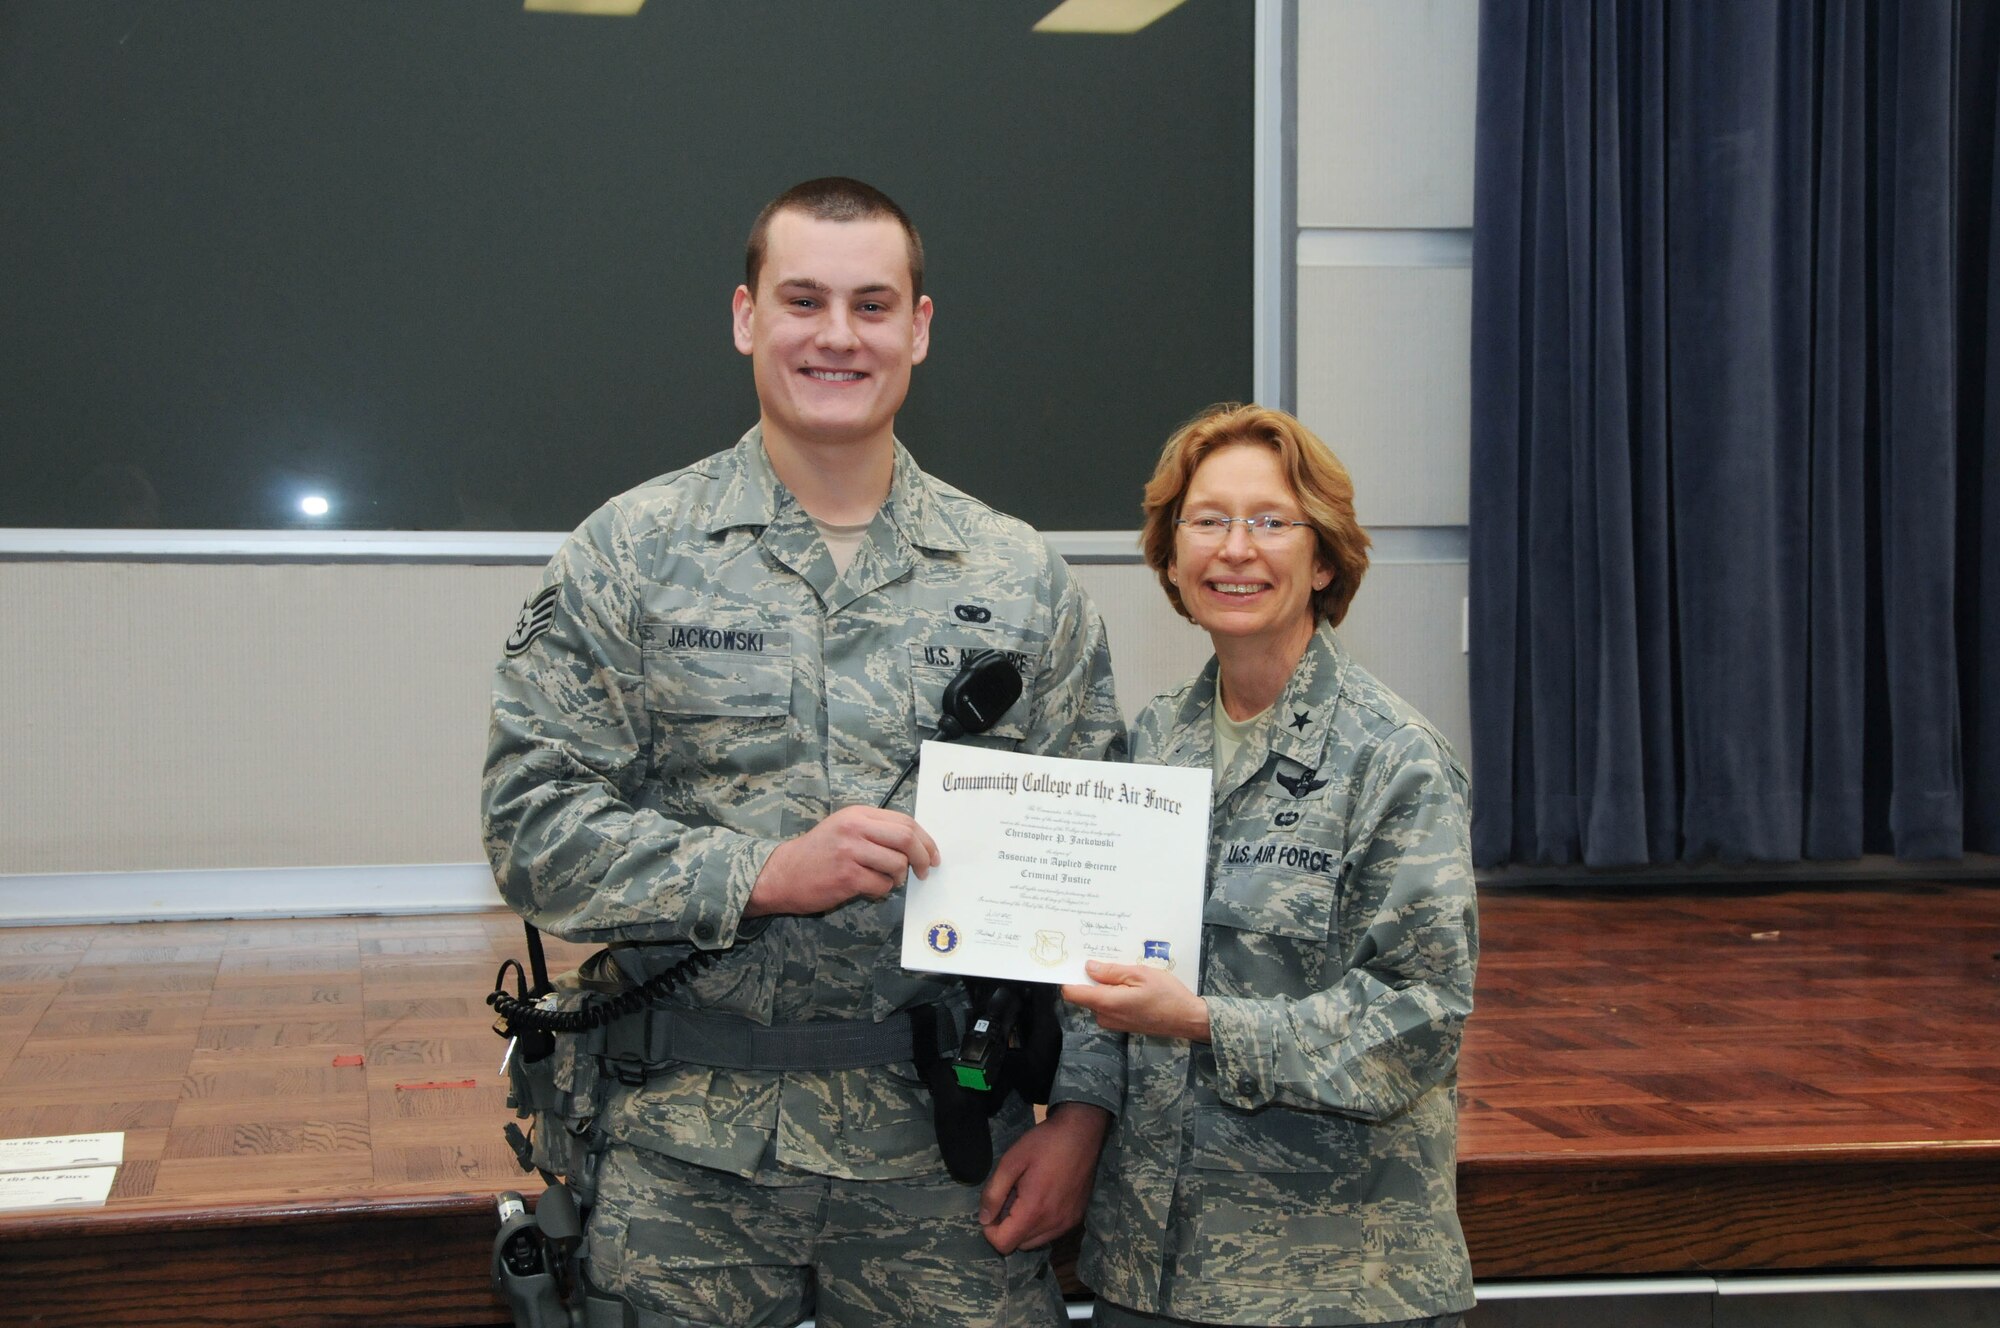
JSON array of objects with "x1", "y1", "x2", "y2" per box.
[
  {"x1": 585, "y1": 1141, "x2": 1069, "y2": 1328},
  {"x1": 1091, "y1": 1303, "x2": 1464, "y2": 1328}
]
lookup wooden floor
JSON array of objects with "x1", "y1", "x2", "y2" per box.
[
  {"x1": 1457, "y1": 882, "x2": 2000, "y2": 1276},
  {"x1": 1, "y1": 883, "x2": 1997, "y2": 1325},
  {"x1": 0, "y1": 913, "x2": 596, "y2": 1327}
]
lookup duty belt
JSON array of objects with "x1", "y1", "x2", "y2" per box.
[{"x1": 588, "y1": 1007, "x2": 932, "y2": 1085}]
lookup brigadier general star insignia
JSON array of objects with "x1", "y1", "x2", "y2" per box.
[
  {"x1": 1274, "y1": 766, "x2": 1328, "y2": 799},
  {"x1": 1290, "y1": 710, "x2": 1311, "y2": 730}
]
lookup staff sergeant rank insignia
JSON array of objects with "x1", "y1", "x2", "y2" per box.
[{"x1": 504, "y1": 585, "x2": 559, "y2": 657}]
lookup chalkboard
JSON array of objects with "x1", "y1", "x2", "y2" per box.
[{"x1": 0, "y1": 1, "x2": 1253, "y2": 533}]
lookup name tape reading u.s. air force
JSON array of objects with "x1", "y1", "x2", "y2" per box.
[{"x1": 902, "y1": 741, "x2": 1211, "y2": 986}]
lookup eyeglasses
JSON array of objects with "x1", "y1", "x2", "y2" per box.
[{"x1": 1174, "y1": 514, "x2": 1312, "y2": 542}]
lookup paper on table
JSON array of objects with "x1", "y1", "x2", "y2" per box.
[
  {"x1": 0, "y1": 1166, "x2": 119, "y2": 1212},
  {"x1": 0, "y1": 1132, "x2": 124, "y2": 1173},
  {"x1": 901, "y1": 742, "x2": 1210, "y2": 985}
]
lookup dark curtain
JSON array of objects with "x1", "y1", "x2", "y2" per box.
[{"x1": 1469, "y1": 1, "x2": 2000, "y2": 867}]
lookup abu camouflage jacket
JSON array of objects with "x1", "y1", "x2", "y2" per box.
[
  {"x1": 482, "y1": 429, "x2": 1126, "y2": 1180},
  {"x1": 1079, "y1": 621, "x2": 1476, "y2": 1325}
]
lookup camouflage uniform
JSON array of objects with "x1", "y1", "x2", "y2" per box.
[
  {"x1": 483, "y1": 428, "x2": 1126, "y2": 1324},
  {"x1": 1078, "y1": 621, "x2": 1476, "y2": 1327}
]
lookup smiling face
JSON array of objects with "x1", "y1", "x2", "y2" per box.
[
  {"x1": 731, "y1": 209, "x2": 932, "y2": 459},
  {"x1": 1169, "y1": 442, "x2": 1331, "y2": 660}
]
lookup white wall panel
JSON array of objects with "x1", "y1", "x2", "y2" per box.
[
  {"x1": 1295, "y1": 262, "x2": 1471, "y2": 528},
  {"x1": 1074, "y1": 563, "x2": 1215, "y2": 721},
  {"x1": 1296, "y1": 0, "x2": 1480, "y2": 228},
  {"x1": 1336, "y1": 560, "x2": 1470, "y2": 764},
  {"x1": 0, "y1": 562, "x2": 536, "y2": 874}
]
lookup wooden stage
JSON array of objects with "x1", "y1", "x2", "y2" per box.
[{"x1": 2, "y1": 883, "x2": 1998, "y2": 1326}]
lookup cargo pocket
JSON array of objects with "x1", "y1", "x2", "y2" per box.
[
  {"x1": 1180, "y1": 1107, "x2": 1418, "y2": 1291},
  {"x1": 506, "y1": 985, "x2": 606, "y2": 1201}
]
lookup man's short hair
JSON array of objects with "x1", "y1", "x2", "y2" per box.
[{"x1": 745, "y1": 177, "x2": 926, "y2": 300}]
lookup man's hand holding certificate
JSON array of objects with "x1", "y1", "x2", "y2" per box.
[{"x1": 901, "y1": 742, "x2": 1211, "y2": 986}]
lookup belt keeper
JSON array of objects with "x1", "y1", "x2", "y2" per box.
[{"x1": 601, "y1": 1009, "x2": 651, "y2": 1087}]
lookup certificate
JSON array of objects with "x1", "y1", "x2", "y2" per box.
[
  {"x1": 0, "y1": 1132, "x2": 123, "y2": 1173},
  {"x1": 0, "y1": 1167, "x2": 118, "y2": 1212},
  {"x1": 901, "y1": 742, "x2": 1211, "y2": 985}
]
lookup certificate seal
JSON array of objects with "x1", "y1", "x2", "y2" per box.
[
  {"x1": 924, "y1": 920, "x2": 961, "y2": 956},
  {"x1": 1030, "y1": 930, "x2": 1069, "y2": 967},
  {"x1": 1140, "y1": 939, "x2": 1175, "y2": 970}
]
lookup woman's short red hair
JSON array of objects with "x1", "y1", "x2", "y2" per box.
[{"x1": 1139, "y1": 403, "x2": 1371, "y2": 627}]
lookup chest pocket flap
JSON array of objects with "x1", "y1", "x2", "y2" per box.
[
  {"x1": 1205, "y1": 861, "x2": 1338, "y2": 941},
  {"x1": 907, "y1": 640, "x2": 1037, "y2": 743},
  {"x1": 641, "y1": 621, "x2": 793, "y2": 717}
]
